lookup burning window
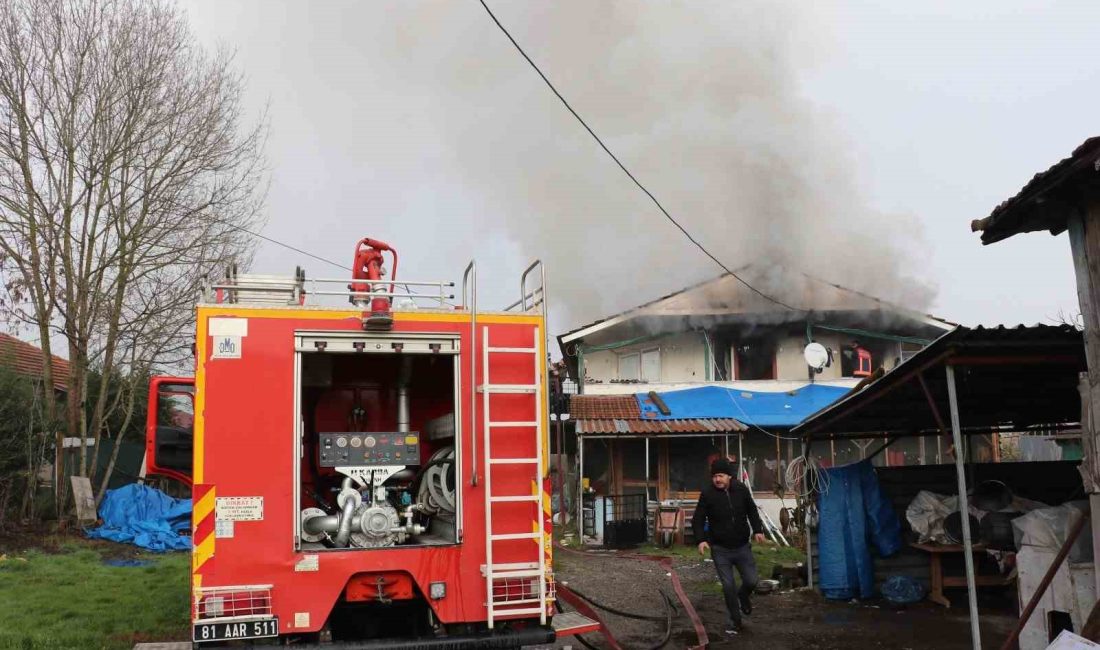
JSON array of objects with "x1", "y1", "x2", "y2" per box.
[{"x1": 734, "y1": 341, "x2": 774, "y2": 380}]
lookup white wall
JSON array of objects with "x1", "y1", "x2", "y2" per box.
[
  {"x1": 581, "y1": 327, "x2": 911, "y2": 390},
  {"x1": 582, "y1": 378, "x2": 861, "y2": 396},
  {"x1": 774, "y1": 332, "x2": 848, "y2": 380},
  {"x1": 582, "y1": 331, "x2": 708, "y2": 384}
]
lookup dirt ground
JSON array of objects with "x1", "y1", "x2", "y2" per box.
[{"x1": 549, "y1": 547, "x2": 1017, "y2": 649}]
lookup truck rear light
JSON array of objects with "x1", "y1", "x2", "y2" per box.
[{"x1": 196, "y1": 585, "x2": 273, "y2": 620}]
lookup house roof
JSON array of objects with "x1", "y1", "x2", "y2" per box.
[
  {"x1": 558, "y1": 267, "x2": 955, "y2": 346},
  {"x1": 971, "y1": 136, "x2": 1100, "y2": 244},
  {"x1": 571, "y1": 394, "x2": 747, "y2": 436},
  {"x1": 791, "y1": 324, "x2": 1085, "y2": 440},
  {"x1": 0, "y1": 333, "x2": 70, "y2": 391}
]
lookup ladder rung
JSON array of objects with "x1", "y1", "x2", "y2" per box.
[
  {"x1": 478, "y1": 384, "x2": 537, "y2": 394},
  {"x1": 489, "y1": 457, "x2": 538, "y2": 465},
  {"x1": 491, "y1": 532, "x2": 542, "y2": 541},
  {"x1": 489, "y1": 421, "x2": 538, "y2": 428},
  {"x1": 490, "y1": 495, "x2": 539, "y2": 503},
  {"x1": 487, "y1": 347, "x2": 538, "y2": 353},
  {"x1": 484, "y1": 562, "x2": 539, "y2": 574},
  {"x1": 490, "y1": 606, "x2": 545, "y2": 616},
  {"x1": 490, "y1": 568, "x2": 544, "y2": 578}
]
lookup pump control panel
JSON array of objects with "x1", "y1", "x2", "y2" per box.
[{"x1": 318, "y1": 432, "x2": 421, "y2": 467}]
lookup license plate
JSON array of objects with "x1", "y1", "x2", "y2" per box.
[{"x1": 194, "y1": 617, "x2": 279, "y2": 642}]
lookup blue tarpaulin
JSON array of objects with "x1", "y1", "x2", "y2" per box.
[
  {"x1": 636, "y1": 384, "x2": 851, "y2": 427},
  {"x1": 817, "y1": 460, "x2": 902, "y2": 601},
  {"x1": 85, "y1": 483, "x2": 192, "y2": 552}
]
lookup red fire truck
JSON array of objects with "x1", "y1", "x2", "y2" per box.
[{"x1": 145, "y1": 238, "x2": 593, "y2": 647}]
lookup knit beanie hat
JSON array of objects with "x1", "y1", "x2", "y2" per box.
[{"x1": 710, "y1": 458, "x2": 734, "y2": 476}]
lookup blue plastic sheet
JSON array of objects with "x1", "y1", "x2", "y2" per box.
[
  {"x1": 881, "y1": 575, "x2": 925, "y2": 605},
  {"x1": 85, "y1": 483, "x2": 192, "y2": 552},
  {"x1": 636, "y1": 384, "x2": 850, "y2": 427},
  {"x1": 817, "y1": 461, "x2": 901, "y2": 601}
]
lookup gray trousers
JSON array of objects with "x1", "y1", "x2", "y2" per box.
[{"x1": 711, "y1": 543, "x2": 758, "y2": 626}]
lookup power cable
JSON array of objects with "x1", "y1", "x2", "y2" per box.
[
  {"x1": 477, "y1": 0, "x2": 799, "y2": 312},
  {"x1": 699, "y1": 330, "x2": 800, "y2": 441}
]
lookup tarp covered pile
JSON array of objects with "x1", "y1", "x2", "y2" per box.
[{"x1": 85, "y1": 483, "x2": 192, "y2": 551}]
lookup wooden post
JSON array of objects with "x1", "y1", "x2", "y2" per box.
[{"x1": 1067, "y1": 208, "x2": 1100, "y2": 596}]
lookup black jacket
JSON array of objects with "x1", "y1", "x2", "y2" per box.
[{"x1": 691, "y1": 481, "x2": 764, "y2": 549}]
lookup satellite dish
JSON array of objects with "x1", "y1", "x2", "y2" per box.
[{"x1": 804, "y1": 342, "x2": 829, "y2": 370}]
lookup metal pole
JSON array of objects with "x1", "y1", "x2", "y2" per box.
[
  {"x1": 738, "y1": 433, "x2": 744, "y2": 484},
  {"x1": 802, "y1": 438, "x2": 814, "y2": 591},
  {"x1": 577, "y1": 436, "x2": 585, "y2": 540},
  {"x1": 946, "y1": 364, "x2": 982, "y2": 650},
  {"x1": 556, "y1": 405, "x2": 564, "y2": 525}
]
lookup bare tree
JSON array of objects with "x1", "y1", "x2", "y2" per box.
[{"x1": 0, "y1": 0, "x2": 267, "y2": 510}]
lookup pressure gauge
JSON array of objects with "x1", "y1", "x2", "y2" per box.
[
  {"x1": 364, "y1": 436, "x2": 377, "y2": 448},
  {"x1": 336, "y1": 436, "x2": 348, "y2": 448},
  {"x1": 350, "y1": 436, "x2": 362, "y2": 448}
]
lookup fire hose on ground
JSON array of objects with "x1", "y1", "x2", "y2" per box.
[
  {"x1": 556, "y1": 585, "x2": 676, "y2": 650},
  {"x1": 554, "y1": 540, "x2": 707, "y2": 650}
]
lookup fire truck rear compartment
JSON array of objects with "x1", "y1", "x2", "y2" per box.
[{"x1": 298, "y1": 346, "x2": 459, "y2": 550}]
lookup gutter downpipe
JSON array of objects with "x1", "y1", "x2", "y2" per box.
[{"x1": 946, "y1": 364, "x2": 981, "y2": 650}]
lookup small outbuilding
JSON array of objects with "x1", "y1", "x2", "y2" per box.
[{"x1": 793, "y1": 324, "x2": 1087, "y2": 648}]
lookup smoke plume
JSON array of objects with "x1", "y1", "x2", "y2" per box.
[{"x1": 375, "y1": 2, "x2": 936, "y2": 328}]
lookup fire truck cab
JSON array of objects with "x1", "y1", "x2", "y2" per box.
[{"x1": 145, "y1": 240, "x2": 586, "y2": 647}]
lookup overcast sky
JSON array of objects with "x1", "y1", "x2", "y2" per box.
[{"x1": 185, "y1": 1, "x2": 1093, "y2": 335}]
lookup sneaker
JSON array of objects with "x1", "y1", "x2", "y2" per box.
[
  {"x1": 739, "y1": 594, "x2": 752, "y2": 616},
  {"x1": 724, "y1": 625, "x2": 741, "y2": 636}
]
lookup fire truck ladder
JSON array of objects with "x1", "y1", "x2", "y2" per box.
[{"x1": 479, "y1": 326, "x2": 548, "y2": 628}]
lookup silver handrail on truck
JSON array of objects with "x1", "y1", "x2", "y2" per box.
[{"x1": 462, "y1": 260, "x2": 478, "y2": 487}]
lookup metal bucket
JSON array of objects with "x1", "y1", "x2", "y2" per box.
[
  {"x1": 972, "y1": 480, "x2": 1013, "y2": 512},
  {"x1": 979, "y1": 511, "x2": 1022, "y2": 550},
  {"x1": 944, "y1": 511, "x2": 980, "y2": 544}
]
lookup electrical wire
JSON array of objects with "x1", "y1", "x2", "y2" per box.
[
  {"x1": 700, "y1": 336, "x2": 801, "y2": 442},
  {"x1": 785, "y1": 453, "x2": 830, "y2": 498},
  {"x1": 476, "y1": 0, "x2": 799, "y2": 313}
]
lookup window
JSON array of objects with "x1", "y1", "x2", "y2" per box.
[
  {"x1": 641, "y1": 348, "x2": 660, "y2": 382},
  {"x1": 900, "y1": 342, "x2": 923, "y2": 364},
  {"x1": 667, "y1": 438, "x2": 722, "y2": 495},
  {"x1": 619, "y1": 348, "x2": 660, "y2": 381},
  {"x1": 734, "y1": 341, "x2": 775, "y2": 380},
  {"x1": 618, "y1": 353, "x2": 640, "y2": 381}
]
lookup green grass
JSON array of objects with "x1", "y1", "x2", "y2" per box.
[
  {"x1": 639, "y1": 542, "x2": 807, "y2": 595},
  {"x1": 0, "y1": 540, "x2": 189, "y2": 650}
]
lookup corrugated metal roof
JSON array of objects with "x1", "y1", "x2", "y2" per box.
[
  {"x1": 793, "y1": 324, "x2": 1085, "y2": 439},
  {"x1": 0, "y1": 334, "x2": 70, "y2": 391},
  {"x1": 972, "y1": 136, "x2": 1100, "y2": 244},
  {"x1": 571, "y1": 394, "x2": 746, "y2": 435},
  {"x1": 576, "y1": 417, "x2": 746, "y2": 435}
]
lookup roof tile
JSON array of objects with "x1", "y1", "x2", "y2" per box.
[
  {"x1": 0, "y1": 334, "x2": 70, "y2": 391},
  {"x1": 571, "y1": 394, "x2": 746, "y2": 435}
]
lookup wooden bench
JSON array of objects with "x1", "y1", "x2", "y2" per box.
[{"x1": 910, "y1": 542, "x2": 1017, "y2": 608}]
